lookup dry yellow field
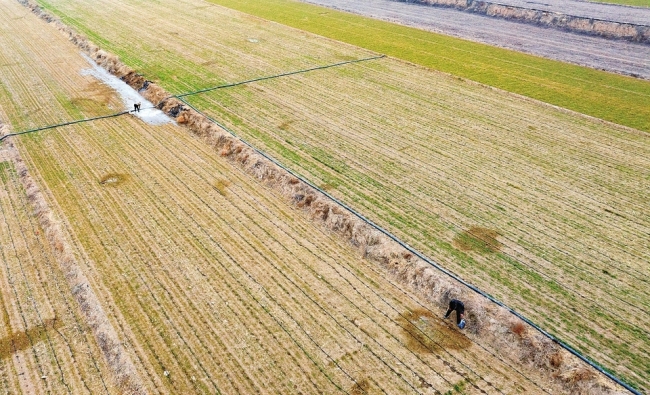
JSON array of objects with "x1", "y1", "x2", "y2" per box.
[
  {"x1": 27, "y1": 0, "x2": 650, "y2": 389},
  {"x1": 0, "y1": 1, "x2": 593, "y2": 394},
  {"x1": 0, "y1": 148, "x2": 118, "y2": 394}
]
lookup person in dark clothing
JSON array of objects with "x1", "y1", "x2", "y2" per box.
[
  {"x1": 444, "y1": 299, "x2": 466, "y2": 329},
  {"x1": 134, "y1": 102, "x2": 141, "y2": 112}
]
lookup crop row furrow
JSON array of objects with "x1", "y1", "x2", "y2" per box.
[
  {"x1": 199, "y1": 91, "x2": 650, "y2": 316},
  {"x1": 204, "y1": 79, "x2": 638, "y2": 288},
  {"x1": 34, "y1": 126, "x2": 217, "y2": 394},
  {"x1": 104, "y1": 120, "x2": 401, "y2": 393},
  {"x1": 261, "y1": 72, "x2": 650, "y2": 255},
  {"x1": 189, "y1": 88, "x2": 649, "y2": 371},
  {"x1": 137, "y1": 127, "x2": 508, "y2": 395},
  {"x1": 6, "y1": 152, "x2": 116, "y2": 395},
  {"x1": 53, "y1": 122, "x2": 350, "y2": 394}
]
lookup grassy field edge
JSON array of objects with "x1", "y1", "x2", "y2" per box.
[{"x1": 206, "y1": 0, "x2": 650, "y2": 133}]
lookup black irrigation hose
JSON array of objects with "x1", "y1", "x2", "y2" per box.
[
  {"x1": 0, "y1": 56, "x2": 384, "y2": 142},
  {"x1": 179, "y1": 96, "x2": 642, "y2": 395},
  {"x1": 0, "y1": 110, "x2": 139, "y2": 141},
  {"x1": 174, "y1": 55, "x2": 386, "y2": 99}
]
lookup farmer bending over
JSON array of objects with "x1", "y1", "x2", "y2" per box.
[
  {"x1": 444, "y1": 299, "x2": 466, "y2": 329},
  {"x1": 134, "y1": 102, "x2": 141, "y2": 112}
]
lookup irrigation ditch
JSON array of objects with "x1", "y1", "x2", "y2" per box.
[
  {"x1": 394, "y1": 0, "x2": 650, "y2": 44},
  {"x1": 9, "y1": 0, "x2": 641, "y2": 393}
]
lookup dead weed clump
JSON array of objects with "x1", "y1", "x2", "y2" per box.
[
  {"x1": 510, "y1": 321, "x2": 527, "y2": 338},
  {"x1": 350, "y1": 378, "x2": 370, "y2": 395},
  {"x1": 99, "y1": 173, "x2": 129, "y2": 186},
  {"x1": 15, "y1": 3, "x2": 624, "y2": 392}
]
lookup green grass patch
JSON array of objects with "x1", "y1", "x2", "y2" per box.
[{"x1": 207, "y1": 0, "x2": 650, "y2": 132}]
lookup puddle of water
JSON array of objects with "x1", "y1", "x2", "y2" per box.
[{"x1": 80, "y1": 53, "x2": 173, "y2": 126}]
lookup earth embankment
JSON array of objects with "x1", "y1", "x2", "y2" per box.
[{"x1": 397, "y1": 0, "x2": 650, "y2": 43}]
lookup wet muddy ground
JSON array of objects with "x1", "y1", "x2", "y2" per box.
[{"x1": 303, "y1": 0, "x2": 650, "y2": 79}]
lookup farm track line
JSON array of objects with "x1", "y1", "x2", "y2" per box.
[
  {"x1": 233, "y1": 0, "x2": 650, "y2": 101},
  {"x1": 302, "y1": 0, "x2": 650, "y2": 78}
]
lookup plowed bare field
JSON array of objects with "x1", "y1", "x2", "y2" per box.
[
  {"x1": 0, "y1": 1, "x2": 571, "y2": 394},
  {"x1": 23, "y1": 0, "x2": 649, "y2": 390}
]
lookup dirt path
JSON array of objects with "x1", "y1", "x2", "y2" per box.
[
  {"x1": 478, "y1": 0, "x2": 650, "y2": 25},
  {"x1": 302, "y1": 0, "x2": 650, "y2": 79}
]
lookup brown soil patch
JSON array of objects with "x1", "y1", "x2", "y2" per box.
[
  {"x1": 71, "y1": 80, "x2": 119, "y2": 114},
  {"x1": 398, "y1": 309, "x2": 471, "y2": 353},
  {"x1": 350, "y1": 378, "x2": 370, "y2": 395},
  {"x1": 99, "y1": 173, "x2": 129, "y2": 186},
  {"x1": 453, "y1": 226, "x2": 501, "y2": 253},
  {"x1": 0, "y1": 317, "x2": 62, "y2": 361},
  {"x1": 278, "y1": 120, "x2": 294, "y2": 131}
]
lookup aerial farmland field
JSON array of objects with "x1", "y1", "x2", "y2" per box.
[
  {"x1": 0, "y1": 0, "x2": 650, "y2": 394},
  {"x1": 0, "y1": 0, "x2": 614, "y2": 394},
  {"x1": 23, "y1": 0, "x2": 650, "y2": 391}
]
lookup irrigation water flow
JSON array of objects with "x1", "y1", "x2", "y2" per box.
[{"x1": 80, "y1": 54, "x2": 173, "y2": 126}]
